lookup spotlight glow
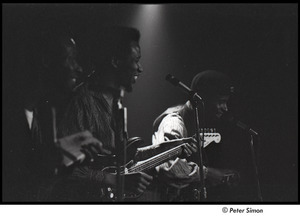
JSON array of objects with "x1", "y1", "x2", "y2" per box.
[{"x1": 131, "y1": 4, "x2": 162, "y2": 30}]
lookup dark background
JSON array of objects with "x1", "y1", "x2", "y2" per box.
[{"x1": 3, "y1": 3, "x2": 298, "y2": 202}]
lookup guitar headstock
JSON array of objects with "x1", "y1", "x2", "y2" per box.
[{"x1": 200, "y1": 128, "x2": 221, "y2": 148}]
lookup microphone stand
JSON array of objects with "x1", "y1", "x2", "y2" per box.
[
  {"x1": 115, "y1": 89, "x2": 127, "y2": 202},
  {"x1": 249, "y1": 134, "x2": 263, "y2": 201},
  {"x1": 165, "y1": 74, "x2": 207, "y2": 201},
  {"x1": 221, "y1": 111, "x2": 262, "y2": 200},
  {"x1": 51, "y1": 106, "x2": 59, "y2": 175},
  {"x1": 190, "y1": 93, "x2": 207, "y2": 201}
]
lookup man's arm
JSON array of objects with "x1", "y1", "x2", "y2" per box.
[
  {"x1": 151, "y1": 113, "x2": 203, "y2": 187},
  {"x1": 134, "y1": 137, "x2": 196, "y2": 162}
]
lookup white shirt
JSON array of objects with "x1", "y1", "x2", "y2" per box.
[{"x1": 152, "y1": 112, "x2": 204, "y2": 188}]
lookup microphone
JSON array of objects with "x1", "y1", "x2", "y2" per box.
[
  {"x1": 221, "y1": 112, "x2": 258, "y2": 136},
  {"x1": 166, "y1": 74, "x2": 203, "y2": 101}
]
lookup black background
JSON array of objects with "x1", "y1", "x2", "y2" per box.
[{"x1": 3, "y1": 3, "x2": 298, "y2": 202}]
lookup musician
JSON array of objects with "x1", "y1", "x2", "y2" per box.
[
  {"x1": 55, "y1": 25, "x2": 198, "y2": 201},
  {"x1": 3, "y1": 23, "x2": 107, "y2": 201},
  {"x1": 152, "y1": 70, "x2": 241, "y2": 201},
  {"x1": 50, "y1": 26, "x2": 150, "y2": 201}
]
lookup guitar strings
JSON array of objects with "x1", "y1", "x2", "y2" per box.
[
  {"x1": 126, "y1": 136, "x2": 217, "y2": 173},
  {"x1": 118, "y1": 135, "x2": 217, "y2": 174},
  {"x1": 128, "y1": 147, "x2": 181, "y2": 173},
  {"x1": 127, "y1": 146, "x2": 183, "y2": 173}
]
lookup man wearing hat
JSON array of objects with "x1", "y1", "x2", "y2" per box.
[{"x1": 151, "y1": 70, "x2": 240, "y2": 202}]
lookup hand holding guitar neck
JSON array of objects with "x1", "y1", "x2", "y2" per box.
[
  {"x1": 160, "y1": 130, "x2": 221, "y2": 158},
  {"x1": 162, "y1": 133, "x2": 198, "y2": 159},
  {"x1": 135, "y1": 137, "x2": 196, "y2": 162},
  {"x1": 180, "y1": 140, "x2": 198, "y2": 159}
]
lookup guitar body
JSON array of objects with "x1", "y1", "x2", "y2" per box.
[
  {"x1": 91, "y1": 137, "x2": 144, "y2": 170},
  {"x1": 101, "y1": 161, "x2": 143, "y2": 201},
  {"x1": 90, "y1": 137, "x2": 146, "y2": 201}
]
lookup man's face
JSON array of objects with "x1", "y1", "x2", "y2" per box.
[
  {"x1": 206, "y1": 94, "x2": 230, "y2": 122},
  {"x1": 60, "y1": 37, "x2": 83, "y2": 91},
  {"x1": 117, "y1": 41, "x2": 143, "y2": 92}
]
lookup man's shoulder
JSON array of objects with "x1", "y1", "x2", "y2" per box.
[
  {"x1": 164, "y1": 104, "x2": 184, "y2": 114},
  {"x1": 153, "y1": 104, "x2": 186, "y2": 131},
  {"x1": 159, "y1": 113, "x2": 185, "y2": 128}
]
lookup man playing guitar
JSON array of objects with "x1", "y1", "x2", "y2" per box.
[
  {"x1": 150, "y1": 70, "x2": 240, "y2": 202},
  {"x1": 54, "y1": 26, "x2": 197, "y2": 202}
]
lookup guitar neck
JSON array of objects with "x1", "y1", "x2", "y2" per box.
[
  {"x1": 127, "y1": 144, "x2": 185, "y2": 173},
  {"x1": 126, "y1": 133, "x2": 220, "y2": 174}
]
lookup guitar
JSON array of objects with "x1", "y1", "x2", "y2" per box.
[
  {"x1": 57, "y1": 130, "x2": 221, "y2": 200},
  {"x1": 102, "y1": 132, "x2": 221, "y2": 200}
]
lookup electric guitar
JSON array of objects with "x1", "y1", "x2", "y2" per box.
[{"x1": 102, "y1": 131, "x2": 221, "y2": 200}]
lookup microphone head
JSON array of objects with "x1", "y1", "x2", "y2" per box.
[
  {"x1": 166, "y1": 74, "x2": 180, "y2": 86},
  {"x1": 221, "y1": 111, "x2": 252, "y2": 132}
]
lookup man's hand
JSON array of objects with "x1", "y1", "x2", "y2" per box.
[
  {"x1": 163, "y1": 133, "x2": 197, "y2": 159},
  {"x1": 124, "y1": 172, "x2": 153, "y2": 194},
  {"x1": 58, "y1": 130, "x2": 111, "y2": 166},
  {"x1": 179, "y1": 138, "x2": 198, "y2": 158},
  {"x1": 79, "y1": 133, "x2": 111, "y2": 162}
]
